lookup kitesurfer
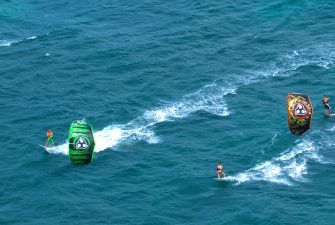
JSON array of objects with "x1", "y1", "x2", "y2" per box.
[
  {"x1": 45, "y1": 129, "x2": 54, "y2": 147},
  {"x1": 216, "y1": 161, "x2": 225, "y2": 179},
  {"x1": 322, "y1": 95, "x2": 331, "y2": 116}
]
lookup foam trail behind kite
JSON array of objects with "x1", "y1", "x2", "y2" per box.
[
  {"x1": 0, "y1": 34, "x2": 48, "y2": 47},
  {"x1": 45, "y1": 82, "x2": 234, "y2": 154},
  {"x1": 45, "y1": 45, "x2": 335, "y2": 155},
  {"x1": 0, "y1": 40, "x2": 16, "y2": 47}
]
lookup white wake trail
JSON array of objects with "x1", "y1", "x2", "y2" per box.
[
  {"x1": 46, "y1": 83, "x2": 235, "y2": 155},
  {"x1": 0, "y1": 34, "x2": 46, "y2": 47},
  {"x1": 227, "y1": 140, "x2": 321, "y2": 185},
  {"x1": 46, "y1": 45, "x2": 335, "y2": 155}
]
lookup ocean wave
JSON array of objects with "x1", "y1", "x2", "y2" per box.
[
  {"x1": 327, "y1": 124, "x2": 335, "y2": 132},
  {"x1": 226, "y1": 126, "x2": 335, "y2": 186},
  {"x1": 26, "y1": 36, "x2": 37, "y2": 40},
  {"x1": 246, "y1": 45, "x2": 335, "y2": 85},
  {"x1": 227, "y1": 140, "x2": 320, "y2": 185},
  {"x1": 0, "y1": 35, "x2": 44, "y2": 47},
  {"x1": 45, "y1": 83, "x2": 235, "y2": 155},
  {"x1": 211, "y1": 45, "x2": 335, "y2": 98},
  {"x1": 271, "y1": 133, "x2": 277, "y2": 146},
  {"x1": 289, "y1": 46, "x2": 335, "y2": 69},
  {"x1": 46, "y1": 45, "x2": 335, "y2": 155},
  {"x1": 0, "y1": 40, "x2": 17, "y2": 47}
]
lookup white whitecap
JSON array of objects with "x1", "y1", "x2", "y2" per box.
[
  {"x1": 45, "y1": 45, "x2": 335, "y2": 155},
  {"x1": 228, "y1": 141, "x2": 319, "y2": 185},
  {"x1": 26, "y1": 36, "x2": 37, "y2": 40},
  {"x1": 0, "y1": 40, "x2": 16, "y2": 47},
  {"x1": 45, "y1": 143, "x2": 68, "y2": 155}
]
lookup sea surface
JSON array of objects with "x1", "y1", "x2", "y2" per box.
[{"x1": 1, "y1": 0, "x2": 335, "y2": 224}]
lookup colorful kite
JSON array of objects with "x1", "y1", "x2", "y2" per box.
[
  {"x1": 287, "y1": 93, "x2": 313, "y2": 135},
  {"x1": 68, "y1": 120, "x2": 95, "y2": 165}
]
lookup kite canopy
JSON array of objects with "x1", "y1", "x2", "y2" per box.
[
  {"x1": 68, "y1": 120, "x2": 95, "y2": 165},
  {"x1": 287, "y1": 93, "x2": 313, "y2": 135}
]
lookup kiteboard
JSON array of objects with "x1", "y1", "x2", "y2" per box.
[
  {"x1": 287, "y1": 93, "x2": 313, "y2": 135},
  {"x1": 39, "y1": 144, "x2": 47, "y2": 149},
  {"x1": 41, "y1": 143, "x2": 55, "y2": 148},
  {"x1": 214, "y1": 177, "x2": 229, "y2": 181}
]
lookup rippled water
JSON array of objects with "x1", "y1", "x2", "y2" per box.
[{"x1": 1, "y1": 1, "x2": 335, "y2": 224}]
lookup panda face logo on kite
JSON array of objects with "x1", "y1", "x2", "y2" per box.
[
  {"x1": 75, "y1": 137, "x2": 89, "y2": 150},
  {"x1": 293, "y1": 102, "x2": 308, "y2": 118}
]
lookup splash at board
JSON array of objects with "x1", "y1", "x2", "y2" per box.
[
  {"x1": 214, "y1": 177, "x2": 229, "y2": 181},
  {"x1": 287, "y1": 93, "x2": 313, "y2": 135}
]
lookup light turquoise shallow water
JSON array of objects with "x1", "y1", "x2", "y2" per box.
[{"x1": 1, "y1": 1, "x2": 335, "y2": 224}]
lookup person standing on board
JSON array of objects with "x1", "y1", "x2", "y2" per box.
[
  {"x1": 45, "y1": 129, "x2": 54, "y2": 147},
  {"x1": 216, "y1": 161, "x2": 225, "y2": 179},
  {"x1": 322, "y1": 95, "x2": 331, "y2": 116}
]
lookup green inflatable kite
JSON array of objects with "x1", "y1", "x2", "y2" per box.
[{"x1": 68, "y1": 120, "x2": 95, "y2": 165}]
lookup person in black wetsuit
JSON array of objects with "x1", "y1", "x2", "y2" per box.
[{"x1": 322, "y1": 95, "x2": 331, "y2": 116}]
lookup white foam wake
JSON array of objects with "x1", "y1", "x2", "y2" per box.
[
  {"x1": 227, "y1": 141, "x2": 320, "y2": 185},
  {"x1": 45, "y1": 83, "x2": 235, "y2": 155},
  {"x1": 46, "y1": 45, "x2": 335, "y2": 155},
  {"x1": 243, "y1": 45, "x2": 335, "y2": 86},
  {"x1": 0, "y1": 35, "x2": 42, "y2": 47},
  {"x1": 0, "y1": 40, "x2": 17, "y2": 47},
  {"x1": 327, "y1": 125, "x2": 335, "y2": 132}
]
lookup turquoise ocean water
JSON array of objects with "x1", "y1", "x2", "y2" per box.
[{"x1": 1, "y1": 1, "x2": 335, "y2": 224}]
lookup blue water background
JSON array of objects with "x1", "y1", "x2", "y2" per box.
[{"x1": 1, "y1": 1, "x2": 335, "y2": 224}]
